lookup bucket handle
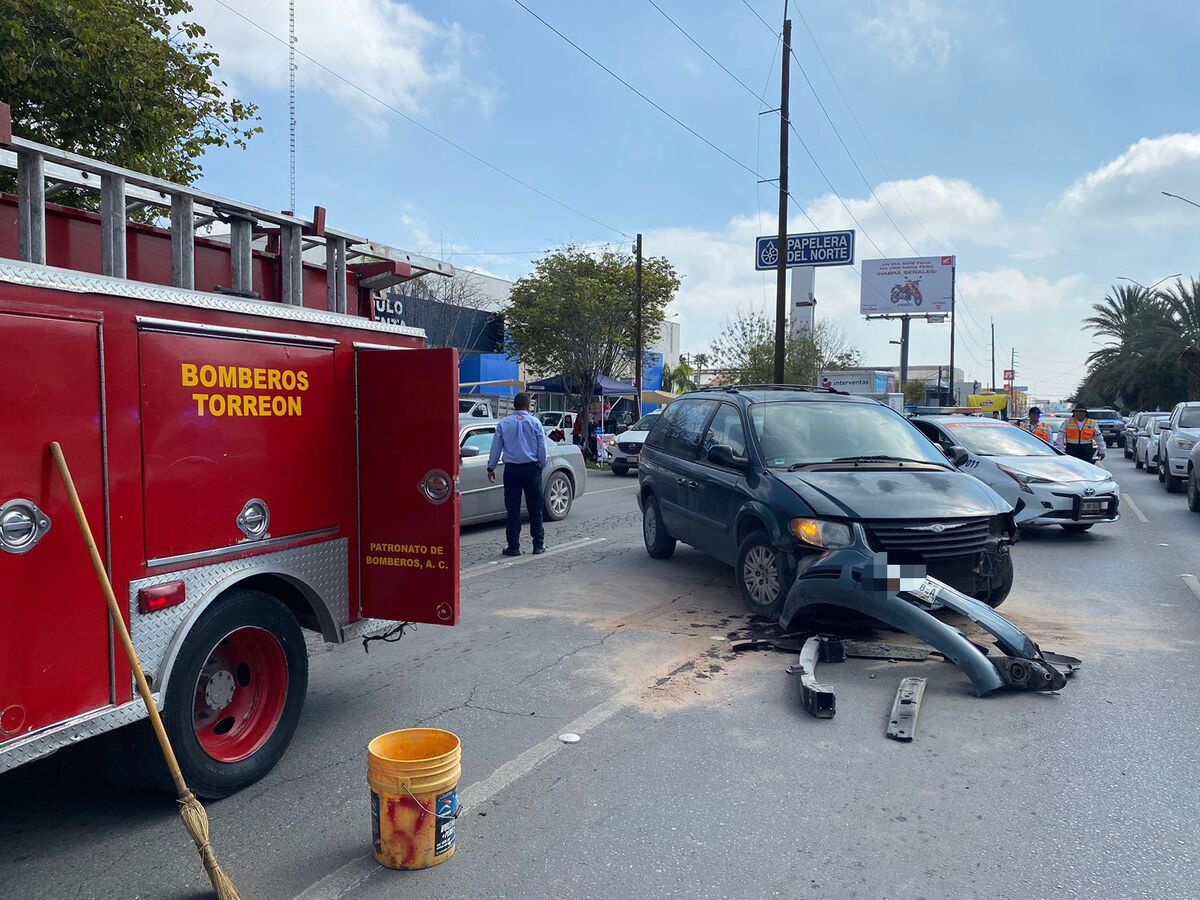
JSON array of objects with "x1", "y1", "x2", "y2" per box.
[{"x1": 401, "y1": 783, "x2": 460, "y2": 821}]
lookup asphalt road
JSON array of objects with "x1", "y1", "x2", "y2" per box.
[{"x1": 2, "y1": 459, "x2": 1199, "y2": 899}]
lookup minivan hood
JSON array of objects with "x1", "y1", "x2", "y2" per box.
[{"x1": 776, "y1": 467, "x2": 1012, "y2": 519}]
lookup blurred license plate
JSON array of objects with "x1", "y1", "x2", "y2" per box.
[{"x1": 1081, "y1": 499, "x2": 1107, "y2": 515}]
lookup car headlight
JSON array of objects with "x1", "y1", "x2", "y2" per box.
[
  {"x1": 789, "y1": 518, "x2": 854, "y2": 549},
  {"x1": 1172, "y1": 436, "x2": 1195, "y2": 451},
  {"x1": 996, "y1": 465, "x2": 1054, "y2": 494}
]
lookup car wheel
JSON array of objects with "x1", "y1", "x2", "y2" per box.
[
  {"x1": 1148, "y1": 453, "x2": 1159, "y2": 474},
  {"x1": 125, "y1": 589, "x2": 308, "y2": 798},
  {"x1": 1158, "y1": 458, "x2": 1167, "y2": 483},
  {"x1": 984, "y1": 550, "x2": 1014, "y2": 608},
  {"x1": 642, "y1": 493, "x2": 676, "y2": 559},
  {"x1": 1060, "y1": 523, "x2": 1094, "y2": 533},
  {"x1": 611, "y1": 465, "x2": 628, "y2": 477},
  {"x1": 1135, "y1": 454, "x2": 1144, "y2": 470},
  {"x1": 1123, "y1": 445, "x2": 1132, "y2": 459},
  {"x1": 735, "y1": 530, "x2": 795, "y2": 620},
  {"x1": 543, "y1": 471, "x2": 573, "y2": 520},
  {"x1": 1188, "y1": 470, "x2": 1200, "y2": 512},
  {"x1": 1167, "y1": 470, "x2": 1185, "y2": 493}
]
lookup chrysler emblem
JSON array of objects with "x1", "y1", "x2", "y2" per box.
[{"x1": 906, "y1": 522, "x2": 964, "y2": 533}]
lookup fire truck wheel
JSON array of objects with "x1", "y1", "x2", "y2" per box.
[
  {"x1": 150, "y1": 589, "x2": 308, "y2": 798},
  {"x1": 543, "y1": 471, "x2": 574, "y2": 521}
]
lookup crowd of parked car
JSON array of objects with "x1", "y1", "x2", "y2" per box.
[{"x1": 1117, "y1": 401, "x2": 1200, "y2": 509}]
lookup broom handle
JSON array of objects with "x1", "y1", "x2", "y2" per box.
[{"x1": 50, "y1": 442, "x2": 190, "y2": 799}]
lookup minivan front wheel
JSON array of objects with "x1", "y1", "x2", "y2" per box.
[{"x1": 735, "y1": 530, "x2": 794, "y2": 620}]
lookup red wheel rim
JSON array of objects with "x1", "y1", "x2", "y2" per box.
[{"x1": 192, "y1": 626, "x2": 288, "y2": 763}]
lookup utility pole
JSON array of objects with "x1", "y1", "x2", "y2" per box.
[
  {"x1": 948, "y1": 264, "x2": 956, "y2": 407},
  {"x1": 990, "y1": 319, "x2": 996, "y2": 391},
  {"x1": 1009, "y1": 347, "x2": 1016, "y2": 407},
  {"x1": 773, "y1": 15, "x2": 792, "y2": 384},
  {"x1": 634, "y1": 233, "x2": 643, "y2": 410},
  {"x1": 899, "y1": 316, "x2": 911, "y2": 389}
]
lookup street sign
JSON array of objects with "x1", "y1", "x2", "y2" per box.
[
  {"x1": 755, "y1": 230, "x2": 855, "y2": 271},
  {"x1": 1003, "y1": 369, "x2": 1014, "y2": 381}
]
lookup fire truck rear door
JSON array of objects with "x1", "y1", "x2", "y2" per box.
[
  {"x1": 356, "y1": 347, "x2": 460, "y2": 625},
  {"x1": 0, "y1": 311, "x2": 110, "y2": 742}
]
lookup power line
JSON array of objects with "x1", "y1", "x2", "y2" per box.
[
  {"x1": 210, "y1": 0, "x2": 630, "y2": 238},
  {"x1": 787, "y1": 122, "x2": 885, "y2": 256},
  {"x1": 646, "y1": 0, "x2": 764, "y2": 101},
  {"x1": 792, "y1": 10, "x2": 992, "y2": 338},
  {"x1": 512, "y1": 0, "x2": 763, "y2": 181},
  {"x1": 739, "y1": 0, "x2": 777, "y2": 36},
  {"x1": 788, "y1": 47, "x2": 919, "y2": 256}
]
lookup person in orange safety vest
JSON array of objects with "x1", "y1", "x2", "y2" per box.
[
  {"x1": 1021, "y1": 406, "x2": 1052, "y2": 443},
  {"x1": 1054, "y1": 403, "x2": 1105, "y2": 461}
]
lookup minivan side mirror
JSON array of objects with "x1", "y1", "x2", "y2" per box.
[
  {"x1": 460, "y1": 445, "x2": 481, "y2": 458},
  {"x1": 944, "y1": 445, "x2": 970, "y2": 467},
  {"x1": 708, "y1": 444, "x2": 748, "y2": 471}
]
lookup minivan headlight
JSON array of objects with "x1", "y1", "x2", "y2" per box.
[{"x1": 789, "y1": 518, "x2": 854, "y2": 549}]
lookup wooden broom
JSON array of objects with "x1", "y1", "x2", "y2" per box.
[{"x1": 50, "y1": 442, "x2": 241, "y2": 900}]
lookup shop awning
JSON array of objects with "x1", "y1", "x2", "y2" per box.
[{"x1": 525, "y1": 373, "x2": 638, "y2": 397}]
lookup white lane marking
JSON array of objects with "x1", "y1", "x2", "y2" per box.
[
  {"x1": 459, "y1": 694, "x2": 626, "y2": 812},
  {"x1": 290, "y1": 694, "x2": 628, "y2": 900},
  {"x1": 1182, "y1": 574, "x2": 1200, "y2": 601},
  {"x1": 461, "y1": 537, "x2": 606, "y2": 580},
  {"x1": 1124, "y1": 494, "x2": 1149, "y2": 524},
  {"x1": 585, "y1": 482, "x2": 639, "y2": 495}
]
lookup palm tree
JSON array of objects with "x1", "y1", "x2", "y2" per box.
[
  {"x1": 1155, "y1": 276, "x2": 1200, "y2": 399},
  {"x1": 660, "y1": 360, "x2": 697, "y2": 393}
]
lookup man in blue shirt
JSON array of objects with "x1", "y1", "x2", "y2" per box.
[{"x1": 487, "y1": 392, "x2": 549, "y2": 556}]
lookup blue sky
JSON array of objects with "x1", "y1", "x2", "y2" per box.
[{"x1": 190, "y1": 0, "x2": 1200, "y2": 398}]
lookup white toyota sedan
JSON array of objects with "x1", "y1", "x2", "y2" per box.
[{"x1": 912, "y1": 415, "x2": 1120, "y2": 532}]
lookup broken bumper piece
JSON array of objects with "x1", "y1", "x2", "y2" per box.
[{"x1": 780, "y1": 549, "x2": 1071, "y2": 696}]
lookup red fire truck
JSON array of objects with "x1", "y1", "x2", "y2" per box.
[{"x1": 0, "y1": 104, "x2": 461, "y2": 797}]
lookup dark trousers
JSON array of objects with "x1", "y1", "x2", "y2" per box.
[
  {"x1": 503, "y1": 462, "x2": 544, "y2": 550},
  {"x1": 1064, "y1": 443, "x2": 1095, "y2": 462}
]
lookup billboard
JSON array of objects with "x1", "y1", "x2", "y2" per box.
[
  {"x1": 818, "y1": 370, "x2": 892, "y2": 394},
  {"x1": 860, "y1": 255, "x2": 955, "y2": 315}
]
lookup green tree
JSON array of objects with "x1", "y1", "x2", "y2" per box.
[
  {"x1": 708, "y1": 311, "x2": 861, "y2": 385},
  {"x1": 1154, "y1": 276, "x2": 1200, "y2": 400},
  {"x1": 659, "y1": 360, "x2": 696, "y2": 393},
  {"x1": 902, "y1": 378, "x2": 927, "y2": 407},
  {"x1": 1082, "y1": 281, "x2": 1189, "y2": 408},
  {"x1": 506, "y1": 246, "x2": 680, "y2": 445},
  {"x1": 0, "y1": 0, "x2": 260, "y2": 190}
]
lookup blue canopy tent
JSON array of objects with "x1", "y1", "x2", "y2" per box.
[{"x1": 525, "y1": 374, "x2": 638, "y2": 396}]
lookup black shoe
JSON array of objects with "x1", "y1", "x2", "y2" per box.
[
  {"x1": 532, "y1": 546, "x2": 546, "y2": 555},
  {"x1": 501, "y1": 547, "x2": 521, "y2": 557}
]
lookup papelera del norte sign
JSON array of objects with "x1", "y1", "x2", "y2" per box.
[{"x1": 755, "y1": 229, "x2": 855, "y2": 271}]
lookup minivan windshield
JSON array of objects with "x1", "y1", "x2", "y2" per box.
[
  {"x1": 1180, "y1": 408, "x2": 1200, "y2": 428},
  {"x1": 944, "y1": 422, "x2": 1057, "y2": 457},
  {"x1": 749, "y1": 401, "x2": 948, "y2": 468}
]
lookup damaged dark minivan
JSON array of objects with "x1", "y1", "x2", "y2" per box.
[{"x1": 637, "y1": 386, "x2": 1018, "y2": 625}]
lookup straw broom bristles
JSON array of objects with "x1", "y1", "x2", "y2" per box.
[{"x1": 50, "y1": 443, "x2": 242, "y2": 900}]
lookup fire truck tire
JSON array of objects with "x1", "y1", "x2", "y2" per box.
[{"x1": 137, "y1": 590, "x2": 308, "y2": 798}]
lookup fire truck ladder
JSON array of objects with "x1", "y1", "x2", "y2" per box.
[{"x1": 0, "y1": 102, "x2": 452, "y2": 308}]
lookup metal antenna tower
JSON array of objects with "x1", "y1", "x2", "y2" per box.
[{"x1": 288, "y1": 0, "x2": 297, "y2": 212}]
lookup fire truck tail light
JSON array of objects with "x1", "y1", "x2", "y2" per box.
[{"x1": 138, "y1": 581, "x2": 186, "y2": 614}]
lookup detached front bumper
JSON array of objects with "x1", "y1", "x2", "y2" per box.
[
  {"x1": 1020, "y1": 481, "x2": 1120, "y2": 527},
  {"x1": 780, "y1": 545, "x2": 1067, "y2": 696}
]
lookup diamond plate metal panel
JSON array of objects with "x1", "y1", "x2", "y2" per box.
[
  {"x1": 0, "y1": 260, "x2": 426, "y2": 337},
  {"x1": 0, "y1": 699, "x2": 152, "y2": 775},
  {"x1": 129, "y1": 538, "x2": 349, "y2": 687}
]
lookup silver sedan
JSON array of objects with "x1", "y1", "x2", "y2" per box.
[{"x1": 456, "y1": 416, "x2": 587, "y2": 525}]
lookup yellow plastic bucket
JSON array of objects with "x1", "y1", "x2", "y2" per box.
[{"x1": 367, "y1": 728, "x2": 462, "y2": 870}]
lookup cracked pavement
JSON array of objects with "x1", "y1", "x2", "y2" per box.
[{"x1": 2, "y1": 468, "x2": 1200, "y2": 899}]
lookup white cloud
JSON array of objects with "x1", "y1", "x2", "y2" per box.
[
  {"x1": 959, "y1": 269, "x2": 1089, "y2": 314},
  {"x1": 191, "y1": 0, "x2": 498, "y2": 128},
  {"x1": 855, "y1": 0, "x2": 956, "y2": 70},
  {"x1": 1058, "y1": 133, "x2": 1200, "y2": 229}
]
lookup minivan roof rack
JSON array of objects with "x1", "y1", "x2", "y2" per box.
[{"x1": 723, "y1": 383, "x2": 849, "y2": 396}]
